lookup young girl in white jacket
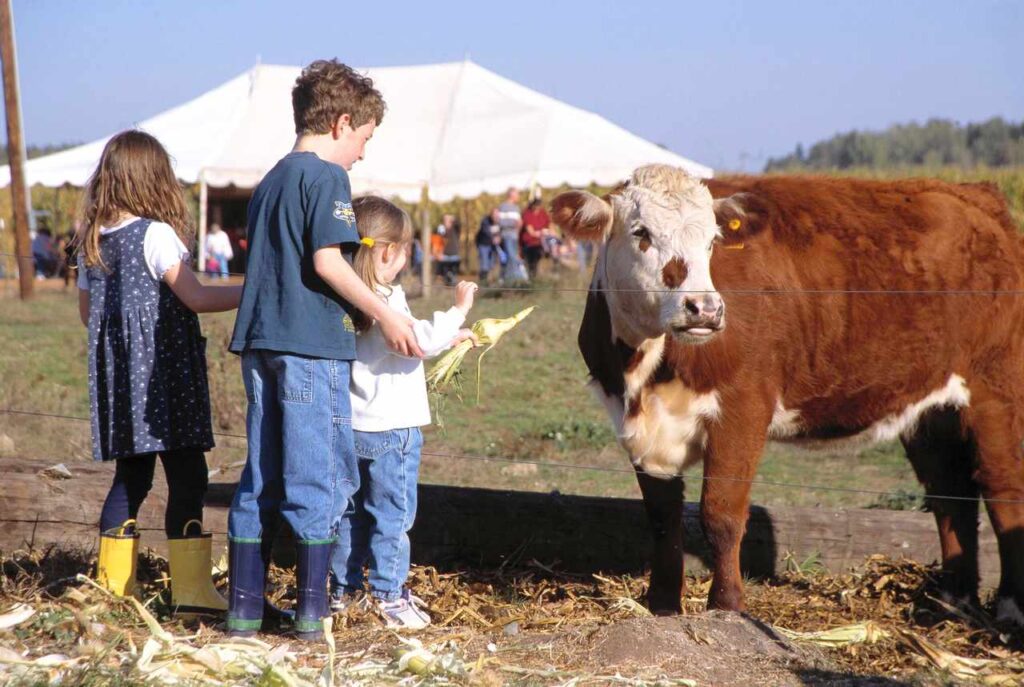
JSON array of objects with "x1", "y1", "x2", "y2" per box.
[{"x1": 331, "y1": 196, "x2": 477, "y2": 629}]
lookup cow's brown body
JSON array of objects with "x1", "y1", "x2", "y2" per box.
[{"x1": 576, "y1": 175, "x2": 1024, "y2": 617}]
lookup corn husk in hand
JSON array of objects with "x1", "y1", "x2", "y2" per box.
[{"x1": 426, "y1": 306, "x2": 536, "y2": 401}]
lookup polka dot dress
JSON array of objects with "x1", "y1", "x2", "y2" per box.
[{"x1": 84, "y1": 219, "x2": 215, "y2": 461}]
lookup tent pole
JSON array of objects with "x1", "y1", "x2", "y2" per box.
[
  {"x1": 197, "y1": 172, "x2": 208, "y2": 272},
  {"x1": 420, "y1": 185, "x2": 430, "y2": 297}
]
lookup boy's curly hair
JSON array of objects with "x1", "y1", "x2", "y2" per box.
[{"x1": 292, "y1": 59, "x2": 386, "y2": 135}]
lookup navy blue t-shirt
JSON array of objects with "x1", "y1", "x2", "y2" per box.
[{"x1": 230, "y1": 152, "x2": 360, "y2": 359}]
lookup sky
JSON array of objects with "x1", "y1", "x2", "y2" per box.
[{"x1": 2, "y1": 0, "x2": 1021, "y2": 172}]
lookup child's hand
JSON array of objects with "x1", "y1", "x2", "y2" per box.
[
  {"x1": 379, "y1": 309, "x2": 425, "y2": 358},
  {"x1": 451, "y1": 328, "x2": 479, "y2": 347},
  {"x1": 454, "y1": 280, "x2": 478, "y2": 316}
]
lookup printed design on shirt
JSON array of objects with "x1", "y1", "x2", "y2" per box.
[
  {"x1": 333, "y1": 201, "x2": 356, "y2": 226},
  {"x1": 342, "y1": 314, "x2": 355, "y2": 333}
]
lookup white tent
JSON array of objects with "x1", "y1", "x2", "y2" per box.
[
  {"x1": 1, "y1": 60, "x2": 711, "y2": 263},
  {"x1": 2, "y1": 59, "x2": 711, "y2": 194}
]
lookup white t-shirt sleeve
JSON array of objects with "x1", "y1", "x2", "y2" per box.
[
  {"x1": 377, "y1": 286, "x2": 466, "y2": 359},
  {"x1": 144, "y1": 222, "x2": 190, "y2": 281},
  {"x1": 412, "y1": 308, "x2": 467, "y2": 358}
]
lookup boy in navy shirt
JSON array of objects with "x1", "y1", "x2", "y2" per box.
[{"x1": 227, "y1": 59, "x2": 423, "y2": 641}]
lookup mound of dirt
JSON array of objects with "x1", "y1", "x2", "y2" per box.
[{"x1": 561, "y1": 612, "x2": 898, "y2": 686}]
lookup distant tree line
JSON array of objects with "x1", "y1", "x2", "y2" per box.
[
  {"x1": 765, "y1": 118, "x2": 1024, "y2": 171},
  {"x1": 0, "y1": 142, "x2": 78, "y2": 166}
]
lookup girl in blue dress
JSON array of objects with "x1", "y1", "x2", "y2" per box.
[{"x1": 77, "y1": 130, "x2": 241, "y2": 615}]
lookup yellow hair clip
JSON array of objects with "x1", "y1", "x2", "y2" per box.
[
  {"x1": 728, "y1": 219, "x2": 742, "y2": 231},
  {"x1": 360, "y1": 237, "x2": 375, "y2": 248}
]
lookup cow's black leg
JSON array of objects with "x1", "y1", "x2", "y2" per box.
[
  {"x1": 635, "y1": 469, "x2": 684, "y2": 615},
  {"x1": 959, "y1": 386, "x2": 1024, "y2": 624},
  {"x1": 901, "y1": 407, "x2": 981, "y2": 607}
]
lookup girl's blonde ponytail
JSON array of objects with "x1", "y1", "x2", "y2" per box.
[{"x1": 350, "y1": 196, "x2": 414, "y2": 330}]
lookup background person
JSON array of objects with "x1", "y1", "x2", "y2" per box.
[
  {"x1": 204, "y1": 223, "x2": 233, "y2": 279},
  {"x1": 520, "y1": 198, "x2": 548, "y2": 279},
  {"x1": 475, "y1": 207, "x2": 503, "y2": 282},
  {"x1": 32, "y1": 227, "x2": 58, "y2": 278},
  {"x1": 435, "y1": 213, "x2": 461, "y2": 285},
  {"x1": 498, "y1": 187, "x2": 523, "y2": 281}
]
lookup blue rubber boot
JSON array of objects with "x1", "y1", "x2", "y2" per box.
[
  {"x1": 295, "y1": 540, "x2": 334, "y2": 641},
  {"x1": 225, "y1": 539, "x2": 265, "y2": 636},
  {"x1": 259, "y1": 534, "x2": 294, "y2": 632}
]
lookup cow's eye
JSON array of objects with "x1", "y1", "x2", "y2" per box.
[{"x1": 632, "y1": 226, "x2": 650, "y2": 241}]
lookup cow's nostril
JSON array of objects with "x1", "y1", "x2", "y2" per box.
[
  {"x1": 716, "y1": 304, "x2": 725, "y2": 319},
  {"x1": 684, "y1": 299, "x2": 700, "y2": 316}
]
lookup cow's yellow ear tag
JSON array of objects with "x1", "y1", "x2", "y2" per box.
[{"x1": 728, "y1": 219, "x2": 742, "y2": 231}]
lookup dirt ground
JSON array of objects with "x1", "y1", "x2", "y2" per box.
[{"x1": 513, "y1": 614, "x2": 866, "y2": 686}]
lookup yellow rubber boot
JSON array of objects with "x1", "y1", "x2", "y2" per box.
[
  {"x1": 97, "y1": 520, "x2": 139, "y2": 597},
  {"x1": 167, "y1": 520, "x2": 228, "y2": 616}
]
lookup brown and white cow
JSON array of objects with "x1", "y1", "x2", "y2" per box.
[{"x1": 552, "y1": 165, "x2": 1024, "y2": 623}]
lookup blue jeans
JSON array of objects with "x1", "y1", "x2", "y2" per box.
[
  {"x1": 477, "y1": 245, "x2": 503, "y2": 279},
  {"x1": 577, "y1": 241, "x2": 595, "y2": 271},
  {"x1": 214, "y1": 255, "x2": 229, "y2": 279},
  {"x1": 330, "y1": 427, "x2": 423, "y2": 601},
  {"x1": 228, "y1": 351, "x2": 358, "y2": 543},
  {"x1": 501, "y1": 232, "x2": 522, "y2": 280}
]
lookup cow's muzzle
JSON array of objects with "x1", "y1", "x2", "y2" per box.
[{"x1": 668, "y1": 294, "x2": 725, "y2": 343}]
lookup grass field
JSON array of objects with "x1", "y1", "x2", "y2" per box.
[
  {"x1": 5, "y1": 164, "x2": 1017, "y2": 513},
  {"x1": 0, "y1": 270, "x2": 921, "y2": 510}
]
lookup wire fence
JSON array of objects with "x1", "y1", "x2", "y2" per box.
[
  {"x1": 4, "y1": 247, "x2": 1024, "y2": 513},
  {"x1": 0, "y1": 251, "x2": 245, "y2": 282},
  {"x1": 5, "y1": 251, "x2": 1024, "y2": 296},
  {"x1": 2, "y1": 407, "x2": 1022, "y2": 506}
]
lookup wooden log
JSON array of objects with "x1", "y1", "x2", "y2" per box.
[
  {"x1": 0, "y1": 457, "x2": 230, "y2": 557},
  {"x1": 0, "y1": 456, "x2": 1001, "y2": 588}
]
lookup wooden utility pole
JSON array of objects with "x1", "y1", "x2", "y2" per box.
[
  {"x1": 420, "y1": 186, "x2": 431, "y2": 296},
  {"x1": 0, "y1": 0, "x2": 33, "y2": 299}
]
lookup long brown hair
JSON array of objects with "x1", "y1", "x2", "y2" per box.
[
  {"x1": 77, "y1": 130, "x2": 194, "y2": 269},
  {"x1": 351, "y1": 195, "x2": 414, "y2": 330}
]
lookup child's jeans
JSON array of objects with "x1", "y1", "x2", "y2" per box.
[
  {"x1": 228, "y1": 351, "x2": 358, "y2": 544},
  {"x1": 330, "y1": 427, "x2": 423, "y2": 601}
]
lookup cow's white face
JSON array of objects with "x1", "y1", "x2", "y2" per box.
[{"x1": 553, "y1": 165, "x2": 725, "y2": 347}]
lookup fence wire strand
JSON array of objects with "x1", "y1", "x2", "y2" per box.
[
  {"x1": 6, "y1": 252, "x2": 1024, "y2": 295},
  {"x1": 5, "y1": 244, "x2": 1024, "y2": 508}
]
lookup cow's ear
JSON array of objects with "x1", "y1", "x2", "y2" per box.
[
  {"x1": 713, "y1": 192, "x2": 770, "y2": 245},
  {"x1": 551, "y1": 191, "x2": 613, "y2": 241}
]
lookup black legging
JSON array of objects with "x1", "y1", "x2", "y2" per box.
[
  {"x1": 99, "y1": 448, "x2": 209, "y2": 537},
  {"x1": 523, "y1": 245, "x2": 543, "y2": 278}
]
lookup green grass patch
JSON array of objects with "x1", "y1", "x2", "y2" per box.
[{"x1": 1, "y1": 278, "x2": 922, "y2": 509}]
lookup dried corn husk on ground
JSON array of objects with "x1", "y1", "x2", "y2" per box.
[
  {"x1": 0, "y1": 574, "x2": 319, "y2": 686},
  {"x1": 2, "y1": 547, "x2": 1023, "y2": 685},
  {"x1": 776, "y1": 621, "x2": 890, "y2": 646},
  {"x1": 427, "y1": 305, "x2": 536, "y2": 400}
]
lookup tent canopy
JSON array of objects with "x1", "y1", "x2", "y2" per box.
[{"x1": 1, "y1": 60, "x2": 711, "y2": 202}]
